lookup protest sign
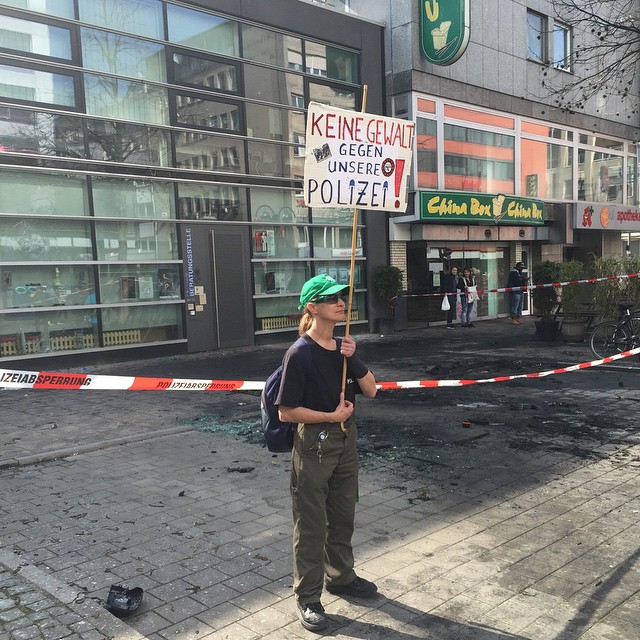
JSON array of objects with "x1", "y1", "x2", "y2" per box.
[{"x1": 303, "y1": 102, "x2": 414, "y2": 212}]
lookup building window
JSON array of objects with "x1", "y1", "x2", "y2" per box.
[
  {"x1": 78, "y1": 0, "x2": 164, "y2": 40},
  {"x1": 167, "y1": 4, "x2": 239, "y2": 57},
  {"x1": 173, "y1": 94, "x2": 241, "y2": 132},
  {"x1": 291, "y1": 93, "x2": 305, "y2": 108},
  {"x1": 0, "y1": 63, "x2": 77, "y2": 107},
  {"x1": 0, "y1": 15, "x2": 73, "y2": 60},
  {"x1": 292, "y1": 132, "x2": 305, "y2": 156},
  {"x1": 416, "y1": 117, "x2": 437, "y2": 189},
  {"x1": 170, "y1": 52, "x2": 238, "y2": 93},
  {"x1": 527, "y1": 10, "x2": 546, "y2": 63},
  {"x1": 553, "y1": 21, "x2": 571, "y2": 71},
  {"x1": 81, "y1": 28, "x2": 166, "y2": 82}
]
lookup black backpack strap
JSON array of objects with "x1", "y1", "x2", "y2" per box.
[{"x1": 292, "y1": 336, "x2": 312, "y2": 376}]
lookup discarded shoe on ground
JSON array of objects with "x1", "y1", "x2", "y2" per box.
[{"x1": 105, "y1": 585, "x2": 143, "y2": 617}]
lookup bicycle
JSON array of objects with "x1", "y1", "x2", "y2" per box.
[{"x1": 589, "y1": 299, "x2": 640, "y2": 359}]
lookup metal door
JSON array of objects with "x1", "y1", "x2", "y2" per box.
[{"x1": 210, "y1": 226, "x2": 253, "y2": 348}]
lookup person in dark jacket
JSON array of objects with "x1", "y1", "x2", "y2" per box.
[
  {"x1": 440, "y1": 266, "x2": 458, "y2": 328},
  {"x1": 507, "y1": 262, "x2": 527, "y2": 324}
]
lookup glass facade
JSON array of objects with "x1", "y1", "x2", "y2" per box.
[
  {"x1": 0, "y1": 0, "x2": 366, "y2": 359},
  {"x1": 412, "y1": 94, "x2": 637, "y2": 206}
]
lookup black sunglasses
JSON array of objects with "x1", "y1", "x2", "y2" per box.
[{"x1": 314, "y1": 292, "x2": 348, "y2": 304}]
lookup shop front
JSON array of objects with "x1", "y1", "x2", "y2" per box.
[{"x1": 402, "y1": 191, "x2": 547, "y2": 324}]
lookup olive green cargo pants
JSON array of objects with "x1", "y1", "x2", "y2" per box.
[{"x1": 291, "y1": 420, "x2": 358, "y2": 604}]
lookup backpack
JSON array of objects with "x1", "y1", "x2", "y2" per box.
[{"x1": 261, "y1": 337, "x2": 312, "y2": 453}]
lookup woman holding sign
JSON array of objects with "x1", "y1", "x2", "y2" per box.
[{"x1": 276, "y1": 274, "x2": 378, "y2": 631}]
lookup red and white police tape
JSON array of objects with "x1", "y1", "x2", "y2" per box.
[
  {"x1": 1, "y1": 346, "x2": 638, "y2": 391},
  {"x1": 392, "y1": 272, "x2": 640, "y2": 300}
]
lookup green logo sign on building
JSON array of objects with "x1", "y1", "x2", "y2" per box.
[
  {"x1": 419, "y1": 191, "x2": 545, "y2": 225},
  {"x1": 419, "y1": 0, "x2": 470, "y2": 65}
]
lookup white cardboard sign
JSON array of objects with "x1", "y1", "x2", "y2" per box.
[{"x1": 303, "y1": 102, "x2": 414, "y2": 212}]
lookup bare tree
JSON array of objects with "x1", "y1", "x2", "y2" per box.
[{"x1": 542, "y1": 0, "x2": 639, "y2": 134}]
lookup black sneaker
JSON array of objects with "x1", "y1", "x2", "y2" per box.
[
  {"x1": 446, "y1": 324, "x2": 455, "y2": 329},
  {"x1": 468, "y1": 323, "x2": 475, "y2": 327},
  {"x1": 297, "y1": 601, "x2": 328, "y2": 631},
  {"x1": 326, "y1": 576, "x2": 378, "y2": 598}
]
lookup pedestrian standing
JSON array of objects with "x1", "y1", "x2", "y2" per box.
[
  {"x1": 457, "y1": 267, "x2": 478, "y2": 327},
  {"x1": 276, "y1": 274, "x2": 378, "y2": 632},
  {"x1": 440, "y1": 266, "x2": 459, "y2": 328},
  {"x1": 507, "y1": 261, "x2": 527, "y2": 324}
]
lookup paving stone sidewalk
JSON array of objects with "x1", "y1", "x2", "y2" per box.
[{"x1": 1, "y1": 319, "x2": 640, "y2": 639}]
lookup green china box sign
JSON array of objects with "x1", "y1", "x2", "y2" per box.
[
  {"x1": 419, "y1": 192, "x2": 545, "y2": 225},
  {"x1": 419, "y1": 0, "x2": 470, "y2": 65}
]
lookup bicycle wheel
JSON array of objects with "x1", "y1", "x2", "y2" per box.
[
  {"x1": 623, "y1": 317, "x2": 640, "y2": 350},
  {"x1": 589, "y1": 321, "x2": 630, "y2": 359}
]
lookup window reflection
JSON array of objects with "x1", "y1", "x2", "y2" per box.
[
  {"x1": 0, "y1": 15, "x2": 72, "y2": 59},
  {"x1": 0, "y1": 308, "x2": 99, "y2": 354},
  {"x1": 311, "y1": 208, "x2": 360, "y2": 224},
  {"x1": 167, "y1": 4, "x2": 239, "y2": 56},
  {"x1": 95, "y1": 221, "x2": 178, "y2": 261},
  {"x1": 174, "y1": 131, "x2": 245, "y2": 173},
  {"x1": 0, "y1": 264, "x2": 95, "y2": 310},
  {"x1": 253, "y1": 261, "x2": 310, "y2": 296},
  {"x1": 171, "y1": 52, "x2": 238, "y2": 92},
  {"x1": 177, "y1": 183, "x2": 245, "y2": 221},
  {"x1": 578, "y1": 150, "x2": 623, "y2": 203},
  {"x1": 0, "y1": 63, "x2": 76, "y2": 107},
  {"x1": 521, "y1": 139, "x2": 572, "y2": 199},
  {"x1": 0, "y1": 107, "x2": 84, "y2": 156},
  {"x1": 87, "y1": 120, "x2": 170, "y2": 165},
  {"x1": 627, "y1": 157, "x2": 636, "y2": 205},
  {"x1": 306, "y1": 41, "x2": 358, "y2": 83},
  {"x1": 84, "y1": 74, "x2": 168, "y2": 125},
  {"x1": 308, "y1": 83, "x2": 356, "y2": 110},
  {"x1": 101, "y1": 304, "x2": 183, "y2": 344},
  {"x1": 174, "y1": 94, "x2": 241, "y2": 131},
  {"x1": 251, "y1": 225, "x2": 309, "y2": 260},
  {"x1": 98, "y1": 263, "x2": 181, "y2": 303},
  {"x1": 312, "y1": 227, "x2": 362, "y2": 258},
  {"x1": 78, "y1": 0, "x2": 164, "y2": 40},
  {"x1": 0, "y1": 0, "x2": 74, "y2": 18},
  {"x1": 416, "y1": 117, "x2": 437, "y2": 189},
  {"x1": 444, "y1": 124, "x2": 514, "y2": 193},
  {"x1": 250, "y1": 189, "x2": 308, "y2": 223},
  {"x1": 81, "y1": 29, "x2": 166, "y2": 82},
  {"x1": 92, "y1": 178, "x2": 175, "y2": 218},
  {"x1": 245, "y1": 102, "x2": 303, "y2": 142},
  {"x1": 0, "y1": 170, "x2": 88, "y2": 216},
  {"x1": 316, "y1": 261, "x2": 363, "y2": 287},
  {"x1": 241, "y1": 25, "x2": 302, "y2": 67},
  {"x1": 0, "y1": 218, "x2": 92, "y2": 261},
  {"x1": 248, "y1": 140, "x2": 303, "y2": 179},
  {"x1": 244, "y1": 64, "x2": 303, "y2": 106},
  {"x1": 521, "y1": 121, "x2": 573, "y2": 141}
]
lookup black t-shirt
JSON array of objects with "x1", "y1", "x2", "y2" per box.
[{"x1": 275, "y1": 334, "x2": 360, "y2": 413}]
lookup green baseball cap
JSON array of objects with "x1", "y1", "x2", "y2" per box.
[{"x1": 299, "y1": 274, "x2": 349, "y2": 310}]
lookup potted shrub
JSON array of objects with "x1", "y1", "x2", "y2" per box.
[
  {"x1": 532, "y1": 260, "x2": 561, "y2": 340},
  {"x1": 593, "y1": 255, "x2": 640, "y2": 320},
  {"x1": 559, "y1": 260, "x2": 586, "y2": 342},
  {"x1": 373, "y1": 264, "x2": 403, "y2": 333}
]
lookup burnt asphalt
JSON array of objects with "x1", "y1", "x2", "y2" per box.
[{"x1": 1, "y1": 317, "x2": 639, "y2": 639}]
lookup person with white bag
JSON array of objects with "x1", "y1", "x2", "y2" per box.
[
  {"x1": 457, "y1": 266, "x2": 478, "y2": 327},
  {"x1": 439, "y1": 266, "x2": 458, "y2": 328}
]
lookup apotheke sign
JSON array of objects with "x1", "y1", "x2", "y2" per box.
[
  {"x1": 576, "y1": 203, "x2": 640, "y2": 231},
  {"x1": 419, "y1": 191, "x2": 544, "y2": 225},
  {"x1": 419, "y1": 0, "x2": 470, "y2": 65}
]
